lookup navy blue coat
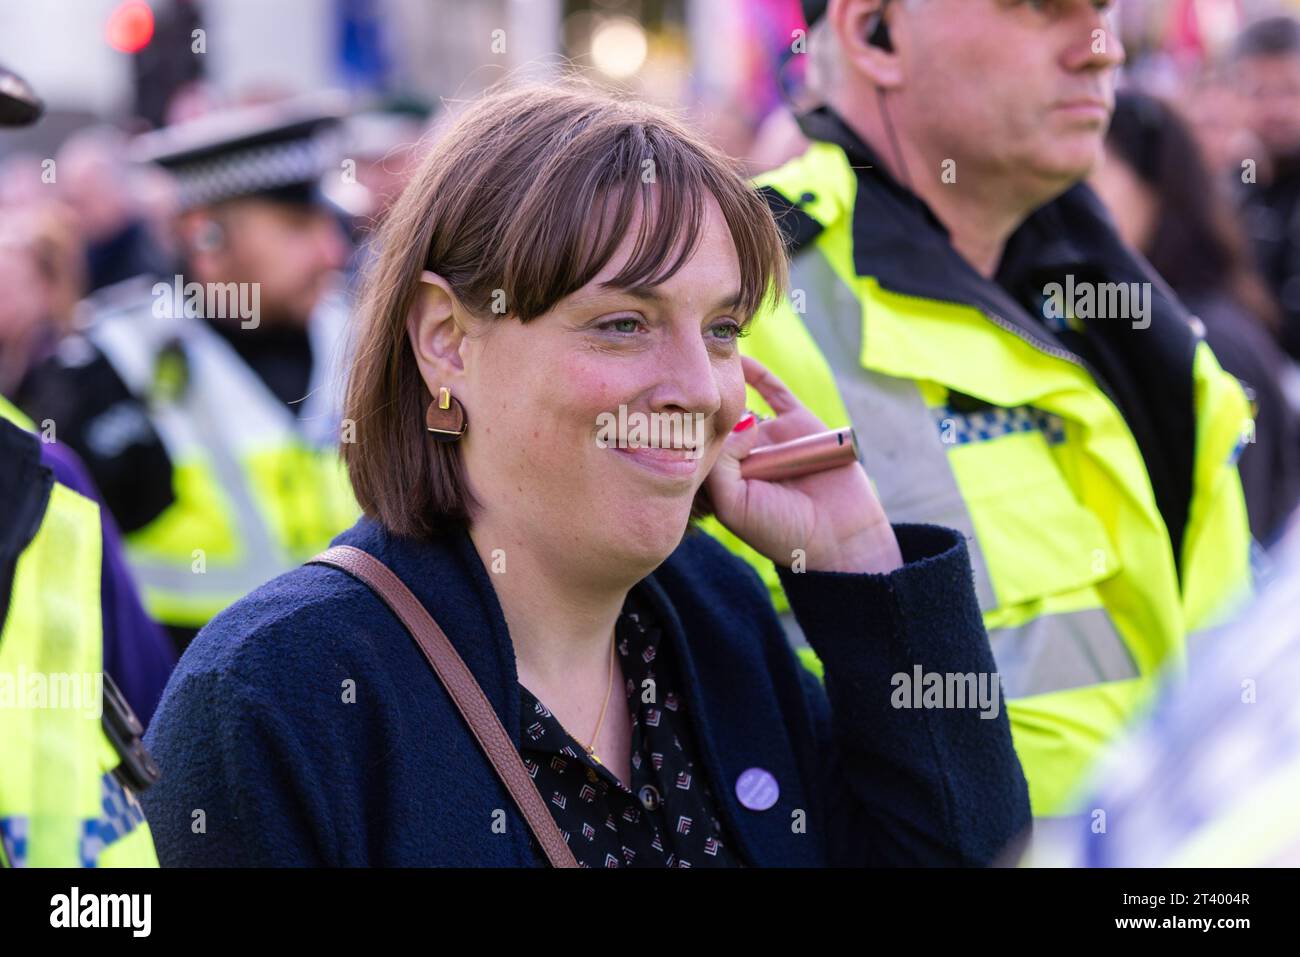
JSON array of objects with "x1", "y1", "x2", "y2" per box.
[{"x1": 140, "y1": 518, "x2": 1031, "y2": 866}]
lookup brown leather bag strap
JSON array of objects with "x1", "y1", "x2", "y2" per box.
[{"x1": 308, "y1": 545, "x2": 578, "y2": 868}]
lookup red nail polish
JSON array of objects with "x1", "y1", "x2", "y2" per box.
[{"x1": 733, "y1": 413, "x2": 757, "y2": 433}]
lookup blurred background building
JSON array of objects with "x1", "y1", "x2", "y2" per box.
[{"x1": 2, "y1": 0, "x2": 1299, "y2": 164}]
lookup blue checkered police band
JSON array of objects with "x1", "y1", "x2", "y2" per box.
[{"x1": 933, "y1": 403, "x2": 1067, "y2": 447}]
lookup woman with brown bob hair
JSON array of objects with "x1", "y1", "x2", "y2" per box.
[{"x1": 141, "y1": 82, "x2": 1030, "y2": 867}]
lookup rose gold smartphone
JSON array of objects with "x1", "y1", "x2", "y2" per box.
[{"x1": 740, "y1": 428, "x2": 859, "y2": 482}]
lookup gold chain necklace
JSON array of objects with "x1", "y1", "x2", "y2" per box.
[
  {"x1": 528, "y1": 626, "x2": 619, "y2": 765},
  {"x1": 582, "y1": 629, "x2": 618, "y2": 765}
]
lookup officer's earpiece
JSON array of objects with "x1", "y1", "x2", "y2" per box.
[
  {"x1": 866, "y1": 10, "x2": 893, "y2": 52},
  {"x1": 866, "y1": 1, "x2": 911, "y2": 191},
  {"x1": 190, "y1": 216, "x2": 226, "y2": 255}
]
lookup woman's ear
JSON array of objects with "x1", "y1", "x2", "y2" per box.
[{"x1": 407, "y1": 270, "x2": 469, "y2": 387}]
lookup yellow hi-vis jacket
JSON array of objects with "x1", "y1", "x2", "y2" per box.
[
  {"x1": 80, "y1": 281, "x2": 359, "y2": 631},
  {"x1": 0, "y1": 400, "x2": 159, "y2": 866},
  {"x1": 707, "y1": 108, "x2": 1255, "y2": 817}
]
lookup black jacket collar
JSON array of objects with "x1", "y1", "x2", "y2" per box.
[{"x1": 0, "y1": 419, "x2": 54, "y2": 633}]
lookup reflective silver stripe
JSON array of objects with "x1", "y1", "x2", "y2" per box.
[
  {"x1": 790, "y1": 248, "x2": 999, "y2": 610},
  {"x1": 782, "y1": 592, "x2": 1137, "y2": 702},
  {"x1": 126, "y1": 556, "x2": 278, "y2": 597},
  {"x1": 90, "y1": 298, "x2": 324, "y2": 608},
  {"x1": 989, "y1": 607, "x2": 1138, "y2": 699},
  {"x1": 126, "y1": 356, "x2": 288, "y2": 605},
  {"x1": 176, "y1": 345, "x2": 287, "y2": 585},
  {"x1": 779, "y1": 610, "x2": 810, "y2": 656}
]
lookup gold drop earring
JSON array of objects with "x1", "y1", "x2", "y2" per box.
[{"x1": 425, "y1": 386, "x2": 468, "y2": 442}]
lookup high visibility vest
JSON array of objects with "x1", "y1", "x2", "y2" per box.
[
  {"x1": 85, "y1": 284, "x2": 360, "y2": 629},
  {"x1": 0, "y1": 393, "x2": 33, "y2": 431},
  {"x1": 0, "y1": 414, "x2": 159, "y2": 867},
  {"x1": 708, "y1": 138, "x2": 1255, "y2": 816}
]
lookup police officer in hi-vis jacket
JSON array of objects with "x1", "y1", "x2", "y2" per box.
[
  {"x1": 0, "y1": 63, "x2": 159, "y2": 868},
  {"x1": 710, "y1": 0, "x2": 1255, "y2": 818},
  {"x1": 19, "y1": 97, "x2": 360, "y2": 650}
]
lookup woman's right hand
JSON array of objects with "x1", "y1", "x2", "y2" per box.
[{"x1": 706, "y1": 356, "x2": 903, "y2": 575}]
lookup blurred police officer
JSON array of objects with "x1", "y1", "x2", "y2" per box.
[
  {"x1": 718, "y1": 0, "x2": 1255, "y2": 818},
  {"x1": 1, "y1": 63, "x2": 159, "y2": 867},
  {"x1": 20, "y1": 97, "x2": 360, "y2": 649}
]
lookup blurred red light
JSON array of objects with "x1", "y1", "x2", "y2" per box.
[{"x1": 106, "y1": 0, "x2": 155, "y2": 54}]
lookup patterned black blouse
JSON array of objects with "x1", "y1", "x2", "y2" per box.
[{"x1": 518, "y1": 589, "x2": 741, "y2": 868}]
